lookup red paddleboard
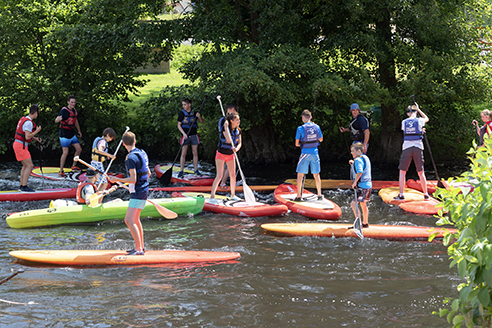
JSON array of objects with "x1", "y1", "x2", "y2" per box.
[
  {"x1": 10, "y1": 249, "x2": 241, "y2": 266},
  {"x1": 0, "y1": 188, "x2": 76, "y2": 202},
  {"x1": 379, "y1": 187, "x2": 442, "y2": 215},
  {"x1": 172, "y1": 192, "x2": 289, "y2": 217},
  {"x1": 261, "y1": 223, "x2": 456, "y2": 240},
  {"x1": 274, "y1": 183, "x2": 342, "y2": 220},
  {"x1": 154, "y1": 164, "x2": 214, "y2": 186},
  {"x1": 150, "y1": 185, "x2": 277, "y2": 193}
]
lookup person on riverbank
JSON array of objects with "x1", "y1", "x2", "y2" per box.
[
  {"x1": 55, "y1": 95, "x2": 82, "y2": 177},
  {"x1": 472, "y1": 109, "x2": 492, "y2": 146},
  {"x1": 295, "y1": 109, "x2": 323, "y2": 201},
  {"x1": 108, "y1": 132, "x2": 150, "y2": 256},
  {"x1": 218, "y1": 104, "x2": 239, "y2": 187},
  {"x1": 91, "y1": 128, "x2": 117, "y2": 194},
  {"x1": 394, "y1": 103, "x2": 430, "y2": 201},
  {"x1": 339, "y1": 103, "x2": 370, "y2": 154},
  {"x1": 13, "y1": 104, "x2": 42, "y2": 192},
  {"x1": 349, "y1": 142, "x2": 372, "y2": 228},
  {"x1": 178, "y1": 97, "x2": 203, "y2": 178},
  {"x1": 209, "y1": 112, "x2": 242, "y2": 204}
]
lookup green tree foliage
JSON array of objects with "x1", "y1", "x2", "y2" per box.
[
  {"x1": 141, "y1": 0, "x2": 492, "y2": 163},
  {"x1": 435, "y1": 138, "x2": 492, "y2": 327},
  {"x1": 0, "y1": 0, "x2": 173, "y2": 154}
]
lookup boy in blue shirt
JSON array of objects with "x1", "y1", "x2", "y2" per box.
[
  {"x1": 295, "y1": 110, "x2": 323, "y2": 201},
  {"x1": 350, "y1": 143, "x2": 372, "y2": 227}
]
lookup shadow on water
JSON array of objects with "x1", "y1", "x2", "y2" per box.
[{"x1": 0, "y1": 158, "x2": 466, "y2": 327}]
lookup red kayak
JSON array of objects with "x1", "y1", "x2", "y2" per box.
[
  {"x1": 406, "y1": 179, "x2": 449, "y2": 195},
  {"x1": 274, "y1": 183, "x2": 342, "y2": 220},
  {"x1": 0, "y1": 188, "x2": 77, "y2": 202},
  {"x1": 154, "y1": 164, "x2": 214, "y2": 186}
]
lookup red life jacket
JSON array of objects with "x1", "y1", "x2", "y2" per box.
[
  {"x1": 76, "y1": 182, "x2": 96, "y2": 204},
  {"x1": 14, "y1": 116, "x2": 36, "y2": 147},
  {"x1": 59, "y1": 107, "x2": 78, "y2": 130}
]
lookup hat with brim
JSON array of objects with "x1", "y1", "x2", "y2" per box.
[{"x1": 85, "y1": 169, "x2": 97, "y2": 178}]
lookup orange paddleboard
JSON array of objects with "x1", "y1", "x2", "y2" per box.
[{"x1": 379, "y1": 187, "x2": 441, "y2": 215}]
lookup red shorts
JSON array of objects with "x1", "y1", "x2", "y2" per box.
[
  {"x1": 215, "y1": 150, "x2": 235, "y2": 162},
  {"x1": 13, "y1": 141, "x2": 31, "y2": 161}
]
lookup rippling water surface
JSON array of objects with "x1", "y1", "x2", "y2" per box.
[{"x1": 0, "y1": 160, "x2": 460, "y2": 327}]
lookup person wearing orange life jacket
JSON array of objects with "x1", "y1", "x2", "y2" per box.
[
  {"x1": 55, "y1": 95, "x2": 82, "y2": 177},
  {"x1": 13, "y1": 104, "x2": 42, "y2": 192},
  {"x1": 76, "y1": 169, "x2": 98, "y2": 204},
  {"x1": 91, "y1": 128, "x2": 117, "y2": 197}
]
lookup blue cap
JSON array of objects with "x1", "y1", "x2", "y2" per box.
[{"x1": 350, "y1": 103, "x2": 359, "y2": 111}]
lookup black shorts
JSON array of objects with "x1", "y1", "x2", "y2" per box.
[
  {"x1": 355, "y1": 188, "x2": 371, "y2": 203},
  {"x1": 398, "y1": 147, "x2": 424, "y2": 172}
]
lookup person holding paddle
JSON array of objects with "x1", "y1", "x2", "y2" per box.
[
  {"x1": 472, "y1": 109, "x2": 492, "y2": 147},
  {"x1": 55, "y1": 95, "x2": 82, "y2": 177},
  {"x1": 218, "y1": 104, "x2": 238, "y2": 187},
  {"x1": 76, "y1": 169, "x2": 98, "y2": 204},
  {"x1": 13, "y1": 104, "x2": 42, "y2": 192},
  {"x1": 177, "y1": 97, "x2": 203, "y2": 178},
  {"x1": 394, "y1": 103, "x2": 430, "y2": 201},
  {"x1": 108, "y1": 132, "x2": 150, "y2": 256},
  {"x1": 295, "y1": 109, "x2": 323, "y2": 201},
  {"x1": 91, "y1": 127, "x2": 117, "y2": 195},
  {"x1": 339, "y1": 103, "x2": 370, "y2": 154},
  {"x1": 209, "y1": 112, "x2": 242, "y2": 204},
  {"x1": 349, "y1": 143, "x2": 372, "y2": 228}
]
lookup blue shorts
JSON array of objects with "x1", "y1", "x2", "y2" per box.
[
  {"x1": 180, "y1": 134, "x2": 200, "y2": 146},
  {"x1": 59, "y1": 135, "x2": 80, "y2": 148},
  {"x1": 90, "y1": 161, "x2": 107, "y2": 185},
  {"x1": 296, "y1": 153, "x2": 321, "y2": 174},
  {"x1": 129, "y1": 198, "x2": 146, "y2": 209}
]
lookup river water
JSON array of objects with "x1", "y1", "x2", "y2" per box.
[{"x1": 0, "y1": 159, "x2": 462, "y2": 327}]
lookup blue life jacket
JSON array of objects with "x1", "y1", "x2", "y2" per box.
[
  {"x1": 180, "y1": 109, "x2": 198, "y2": 130},
  {"x1": 300, "y1": 122, "x2": 320, "y2": 148},
  {"x1": 218, "y1": 126, "x2": 240, "y2": 150},
  {"x1": 218, "y1": 117, "x2": 225, "y2": 132},
  {"x1": 351, "y1": 155, "x2": 372, "y2": 186},
  {"x1": 403, "y1": 118, "x2": 423, "y2": 141},
  {"x1": 127, "y1": 148, "x2": 149, "y2": 182}
]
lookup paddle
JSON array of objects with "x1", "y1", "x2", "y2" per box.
[
  {"x1": 96, "y1": 126, "x2": 130, "y2": 190},
  {"x1": 0, "y1": 269, "x2": 24, "y2": 286},
  {"x1": 216, "y1": 95, "x2": 256, "y2": 204},
  {"x1": 353, "y1": 189, "x2": 364, "y2": 239},
  {"x1": 160, "y1": 96, "x2": 207, "y2": 185},
  {"x1": 74, "y1": 157, "x2": 178, "y2": 219},
  {"x1": 410, "y1": 95, "x2": 445, "y2": 188},
  {"x1": 87, "y1": 184, "x2": 119, "y2": 207}
]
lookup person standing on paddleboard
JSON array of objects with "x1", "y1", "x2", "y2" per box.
[
  {"x1": 349, "y1": 143, "x2": 372, "y2": 228},
  {"x1": 209, "y1": 112, "x2": 242, "y2": 204},
  {"x1": 55, "y1": 95, "x2": 83, "y2": 177},
  {"x1": 108, "y1": 132, "x2": 150, "y2": 256},
  {"x1": 394, "y1": 103, "x2": 430, "y2": 201},
  {"x1": 13, "y1": 104, "x2": 42, "y2": 192},
  {"x1": 218, "y1": 104, "x2": 239, "y2": 187},
  {"x1": 91, "y1": 127, "x2": 117, "y2": 195},
  {"x1": 339, "y1": 103, "x2": 370, "y2": 154},
  {"x1": 177, "y1": 97, "x2": 203, "y2": 178},
  {"x1": 472, "y1": 109, "x2": 492, "y2": 147},
  {"x1": 295, "y1": 109, "x2": 323, "y2": 201}
]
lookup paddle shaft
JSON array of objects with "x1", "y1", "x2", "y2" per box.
[
  {"x1": 97, "y1": 126, "x2": 130, "y2": 190},
  {"x1": 0, "y1": 270, "x2": 24, "y2": 286},
  {"x1": 75, "y1": 157, "x2": 177, "y2": 219},
  {"x1": 353, "y1": 188, "x2": 364, "y2": 239}
]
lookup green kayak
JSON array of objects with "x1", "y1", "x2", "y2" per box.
[{"x1": 6, "y1": 197, "x2": 205, "y2": 229}]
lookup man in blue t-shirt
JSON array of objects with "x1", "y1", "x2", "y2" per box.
[{"x1": 295, "y1": 109, "x2": 323, "y2": 201}]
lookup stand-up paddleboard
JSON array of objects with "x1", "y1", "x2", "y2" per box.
[
  {"x1": 31, "y1": 167, "x2": 124, "y2": 183},
  {"x1": 406, "y1": 179, "x2": 449, "y2": 195},
  {"x1": 151, "y1": 185, "x2": 278, "y2": 193},
  {"x1": 154, "y1": 164, "x2": 214, "y2": 186},
  {"x1": 172, "y1": 192, "x2": 289, "y2": 217},
  {"x1": 284, "y1": 179, "x2": 400, "y2": 190},
  {"x1": 0, "y1": 188, "x2": 76, "y2": 202},
  {"x1": 6, "y1": 197, "x2": 205, "y2": 229},
  {"x1": 274, "y1": 183, "x2": 342, "y2": 220},
  {"x1": 261, "y1": 223, "x2": 456, "y2": 240},
  {"x1": 379, "y1": 187, "x2": 441, "y2": 215},
  {"x1": 10, "y1": 249, "x2": 241, "y2": 266}
]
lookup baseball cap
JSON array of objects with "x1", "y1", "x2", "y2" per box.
[
  {"x1": 350, "y1": 103, "x2": 359, "y2": 111},
  {"x1": 86, "y1": 169, "x2": 97, "y2": 177}
]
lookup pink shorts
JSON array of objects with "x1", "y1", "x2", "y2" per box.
[
  {"x1": 215, "y1": 150, "x2": 235, "y2": 162},
  {"x1": 13, "y1": 142, "x2": 31, "y2": 161}
]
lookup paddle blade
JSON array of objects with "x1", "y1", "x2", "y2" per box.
[
  {"x1": 353, "y1": 216, "x2": 364, "y2": 239},
  {"x1": 159, "y1": 168, "x2": 173, "y2": 185},
  {"x1": 88, "y1": 193, "x2": 103, "y2": 208},
  {"x1": 243, "y1": 182, "x2": 256, "y2": 204},
  {"x1": 147, "y1": 199, "x2": 178, "y2": 219}
]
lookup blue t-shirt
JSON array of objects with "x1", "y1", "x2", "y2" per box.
[
  {"x1": 125, "y1": 148, "x2": 149, "y2": 200},
  {"x1": 296, "y1": 122, "x2": 323, "y2": 155},
  {"x1": 353, "y1": 155, "x2": 372, "y2": 189}
]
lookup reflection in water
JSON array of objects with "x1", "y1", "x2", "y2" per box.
[{"x1": 0, "y1": 160, "x2": 460, "y2": 327}]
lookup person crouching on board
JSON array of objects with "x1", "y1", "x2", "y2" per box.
[
  {"x1": 349, "y1": 143, "x2": 372, "y2": 228},
  {"x1": 295, "y1": 109, "x2": 323, "y2": 201},
  {"x1": 209, "y1": 112, "x2": 242, "y2": 204},
  {"x1": 76, "y1": 169, "x2": 98, "y2": 205},
  {"x1": 91, "y1": 127, "x2": 116, "y2": 196},
  {"x1": 108, "y1": 132, "x2": 150, "y2": 256},
  {"x1": 13, "y1": 104, "x2": 42, "y2": 192}
]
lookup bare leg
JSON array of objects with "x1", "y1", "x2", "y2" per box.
[
  {"x1": 417, "y1": 170, "x2": 428, "y2": 196},
  {"x1": 360, "y1": 201, "x2": 369, "y2": 225},
  {"x1": 124, "y1": 207, "x2": 144, "y2": 252},
  {"x1": 191, "y1": 144, "x2": 199, "y2": 171},
  {"x1": 71, "y1": 143, "x2": 82, "y2": 167},
  {"x1": 313, "y1": 173, "x2": 322, "y2": 196},
  {"x1": 398, "y1": 170, "x2": 406, "y2": 195},
  {"x1": 296, "y1": 172, "x2": 304, "y2": 198},
  {"x1": 210, "y1": 158, "x2": 225, "y2": 198},
  {"x1": 220, "y1": 163, "x2": 230, "y2": 186},
  {"x1": 227, "y1": 159, "x2": 236, "y2": 197},
  {"x1": 180, "y1": 144, "x2": 189, "y2": 172},
  {"x1": 20, "y1": 158, "x2": 34, "y2": 186},
  {"x1": 60, "y1": 147, "x2": 69, "y2": 171}
]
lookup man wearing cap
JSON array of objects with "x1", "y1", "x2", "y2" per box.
[
  {"x1": 76, "y1": 169, "x2": 98, "y2": 204},
  {"x1": 339, "y1": 103, "x2": 370, "y2": 154},
  {"x1": 393, "y1": 103, "x2": 430, "y2": 201}
]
